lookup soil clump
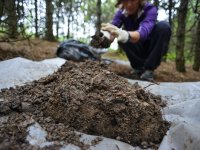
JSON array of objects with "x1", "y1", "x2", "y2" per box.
[
  {"x1": 0, "y1": 60, "x2": 169, "y2": 149},
  {"x1": 90, "y1": 32, "x2": 111, "y2": 48}
]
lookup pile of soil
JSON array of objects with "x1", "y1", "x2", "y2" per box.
[{"x1": 0, "y1": 60, "x2": 169, "y2": 149}]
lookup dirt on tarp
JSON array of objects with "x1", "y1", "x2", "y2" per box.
[{"x1": 0, "y1": 60, "x2": 169, "y2": 150}]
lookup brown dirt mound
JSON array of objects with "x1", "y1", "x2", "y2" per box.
[{"x1": 0, "y1": 60, "x2": 169, "y2": 149}]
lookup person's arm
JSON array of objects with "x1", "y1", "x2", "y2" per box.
[
  {"x1": 111, "y1": 9, "x2": 123, "y2": 28},
  {"x1": 136, "y1": 6, "x2": 158, "y2": 42},
  {"x1": 128, "y1": 31, "x2": 140, "y2": 43},
  {"x1": 127, "y1": 5, "x2": 158, "y2": 43}
]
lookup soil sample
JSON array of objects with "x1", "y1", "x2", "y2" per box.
[
  {"x1": 90, "y1": 32, "x2": 111, "y2": 48},
  {"x1": 0, "y1": 60, "x2": 169, "y2": 149}
]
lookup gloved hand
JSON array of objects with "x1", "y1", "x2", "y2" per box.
[
  {"x1": 90, "y1": 31, "x2": 112, "y2": 48},
  {"x1": 101, "y1": 23, "x2": 129, "y2": 43}
]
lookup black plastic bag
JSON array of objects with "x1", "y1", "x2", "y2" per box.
[{"x1": 56, "y1": 39, "x2": 105, "y2": 61}]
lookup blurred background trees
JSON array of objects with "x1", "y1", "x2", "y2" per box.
[{"x1": 0, "y1": 0, "x2": 199, "y2": 72}]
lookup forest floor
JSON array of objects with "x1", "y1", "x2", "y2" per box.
[{"x1": 0, "y1": 39, "x2": 200, "y2": 82}]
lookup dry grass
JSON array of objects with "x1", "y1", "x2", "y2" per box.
[
  {"x1": 0, "y1": 38, "x2": 57, "y2": 61},
  {"x1": 155, "y1": 61, "x2": 200, "y2": 82},
  {"x1": 109, "y1": 61, "x2": 200, "y2": 82}
]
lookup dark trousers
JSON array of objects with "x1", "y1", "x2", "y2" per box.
[{"x1": 118, "y1": 21, "x2": 171, "y2": 70}]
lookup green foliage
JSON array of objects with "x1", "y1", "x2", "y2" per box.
[
  {"x1": 77, "y1": 37, "x2": 90, "y2": 44},
  {"x1": 166, "y1": 52, "x2": 176, "y2": 61},
  {"x1": 101, "y1": 0, "x2": 116, "y2": 23},
  {"x1": 166, "y1": 51, "x2": 193, "y2": 64},
  {"x1": 102, "y1": 50, "x2": 128, "y2": 61},
  {"x1": 81, "y1": 0, "x2": 116, "y2": 24},
  {"x1": 81, "y1": 0, "x2": 97, "y2": 23},
  {"x1": 167, "y1": 0, "x2": 199, "y2": 66}
]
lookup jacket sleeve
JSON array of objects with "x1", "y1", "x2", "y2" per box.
[
  {"x1": 137, "y1": 6, "x2": 158, "y2": 42},
  {"x1": 111, "y1": 10, "x2": 123, "y2": 28}
]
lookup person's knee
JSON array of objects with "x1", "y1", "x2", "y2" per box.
[
  {"x1": 156, "y1": 21, "x2": 171, "y2": 34},
  {"x1": 117, "y1": 42, "x2": 125, "y2": 51}
]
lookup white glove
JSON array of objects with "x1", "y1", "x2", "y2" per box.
[
  {"x1": 101, "y1": 30, "x2": 111, "y2": 40},
  {"x1": 101, "y1": 23, "x2": 129, "y2": 43}
]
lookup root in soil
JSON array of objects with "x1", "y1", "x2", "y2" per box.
[{"x1": 0, "y1": 60, "x2": 169, "y2": 149}]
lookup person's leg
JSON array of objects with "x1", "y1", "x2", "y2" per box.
[
  {"x1": 118, "y1": 41, "x2": 146, "y2": 70},
  {"x1": 143, "y1": 21, "x2": 172, "y2": 70},
  {"x1": 140, "y1": 21, "x2": 171, "y2": 81}
]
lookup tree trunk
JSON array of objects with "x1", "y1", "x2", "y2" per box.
[
  {"x1": 35, "y1": 0, "x2": 39, "y2": 38},
  {"x1": 56, "y1": 19, "x2": 59, "y2": 40},
  {"x1": 168, "y1": 0, "x2": 173, "y2": 26},
  {"x1": 56, "y1": 0, "x2": 62, "y2": 40},
  {"x1": 153, "y1": 0, "x2": 159, "y2": 8},
  {"x1": 175, "y1": 0, "x2": 189, "y2": 72},
  {"x1": 67, "y1": 0, "x2": 73, "y2": 39},
  {"x1": 193, "y1": 18, "x2": 200, "y2": 71},
  {"x1": 45, "y1": 0, "x2": 55, "y2": 41},
  {"x1": 0, "y1": 0, "x2": 5, "y2": 23},
  {"x1": 17, "y1": 0, "x2": 26, "y2": 36},
  {"x1": 67, "y1": 16, "x2": 71, "y2": 39},
  {"x1": 96, "y1": 0, "x2": 102, "y2": 34},
  {"x1": 5, "y1": 0, "x2": 18, "y2": 38}
]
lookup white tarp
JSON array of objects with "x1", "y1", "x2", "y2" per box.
[
  {"x1": 0, "y1": 57, "x2": 200, "y2": 150},
  {"x1": 0, "y1": 57, "x2": 66, "y2": 89}
]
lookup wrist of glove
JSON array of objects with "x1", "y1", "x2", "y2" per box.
[{"x1": 117, "y1": 29, "x2": 130, "y2": 43}]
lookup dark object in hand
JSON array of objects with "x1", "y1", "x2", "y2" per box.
[{"x1": 90, "y1": 32, "x2": 111, "y2": 48}]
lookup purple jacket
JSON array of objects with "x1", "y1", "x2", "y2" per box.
[{"x1": 111, "y1": 2, "x2": 158, "y2": 42}]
